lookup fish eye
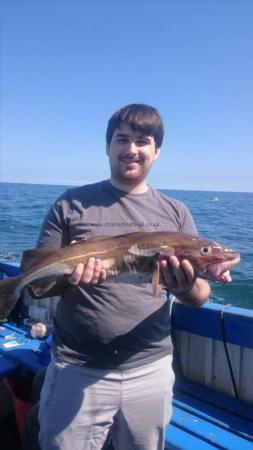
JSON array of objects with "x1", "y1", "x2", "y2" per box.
[{"x1": 200, "y1": 246, "x2": 212, "y2": 256}]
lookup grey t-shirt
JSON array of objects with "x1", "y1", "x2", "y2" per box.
[{"x1": 37, "y1": 180, "x2": 197, "y2": 369}]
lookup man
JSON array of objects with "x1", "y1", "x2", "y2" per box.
[{"x1": 36, "y1": 104, "x2": 234, "y2": 450}]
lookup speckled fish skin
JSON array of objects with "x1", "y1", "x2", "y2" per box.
[{"x1": 0, "y1": 231, "x2": 240, "y2": 319}]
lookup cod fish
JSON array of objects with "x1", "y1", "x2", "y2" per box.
[{"x1": 0, "y1": 231, "x2": 240, "y2": 319}]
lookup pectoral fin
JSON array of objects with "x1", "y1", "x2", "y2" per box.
[
  {"x1": 128, "y1": 244, "x2": 158, "y2": 257},
  {"x1": 128, "y1": 244, "x2": 175, "y2": 258}
]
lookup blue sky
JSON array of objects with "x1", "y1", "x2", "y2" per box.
[{"x1": 1, "y1": 0, "x2": 253, "y2": 192}]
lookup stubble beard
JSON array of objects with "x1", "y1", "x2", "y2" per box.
[{"x1": 111, "y1": 164, "x2": 148, "y2": 187}]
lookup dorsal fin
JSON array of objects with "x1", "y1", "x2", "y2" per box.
[
  {"x1": 21, "y1": 248, "x2": 56, "y2": 272},
  {"x1": 113, "y1": 230, "x2": 151, "y2": 239}
]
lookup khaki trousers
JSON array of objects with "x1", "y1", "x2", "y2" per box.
[{"x1": 39, "y1": 354, "x2": 175, "y2": 450}]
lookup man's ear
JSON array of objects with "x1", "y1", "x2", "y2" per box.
[{"x1": 153, "y1": 147, "x2": 160, "y2": 161}]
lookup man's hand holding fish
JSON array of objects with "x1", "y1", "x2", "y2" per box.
[
  {"x1": 160, "y1": 254, "x2": 240, "y2": 307},
  {"x1": 68, "y1": 258, "x2": 107, "y2": 286}
]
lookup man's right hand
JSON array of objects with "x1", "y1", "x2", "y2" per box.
[
  {"x1": 68, "y1": 258, "x2": 107, "y2": 286},
  {"x1": 67, "y1": 241, "x2": 107, "y2": 286}
]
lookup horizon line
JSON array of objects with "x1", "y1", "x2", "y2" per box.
[{"x1": 0, "y1": 180, "x2": 252, "y2": 195}]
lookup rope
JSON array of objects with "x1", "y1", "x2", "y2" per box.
[{"x1": 220, "y1": 305, "x2": 239, "y2": 398}]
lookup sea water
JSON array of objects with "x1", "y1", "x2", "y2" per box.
[{"x1": 0, "y1": 182, "x2": 252, "y2": 309}]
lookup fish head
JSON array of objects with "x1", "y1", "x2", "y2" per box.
[{"x1": 172, "y1": 236, "x2": 240, "y2": 281}]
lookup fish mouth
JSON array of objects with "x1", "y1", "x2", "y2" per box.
[
  {"x1": 205, "y1": 263, "x2": 229, "y2": 280},
  {"x1": 204, "y1": 254, "x2": 240, "y2": 281}
]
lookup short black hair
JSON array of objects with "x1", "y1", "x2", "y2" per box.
[{"x1": 106, "y1": 104, "x2": 164, "y2": 148}]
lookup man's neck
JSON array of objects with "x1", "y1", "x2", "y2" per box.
[{"x1": 109, "y1": 178, "x2": 149, "y2": 194}]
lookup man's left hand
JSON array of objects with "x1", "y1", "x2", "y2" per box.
[
  {"x1": 160, "y1": 256, "x2": 196, "y2": 296},
  {"x1": 160, "y1": 256, "x2": 211, "y2": 307}
]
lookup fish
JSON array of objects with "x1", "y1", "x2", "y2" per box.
[{"x1": 0, "y1": 231, "x2": 240, "y2": 319}]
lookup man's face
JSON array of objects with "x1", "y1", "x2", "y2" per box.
[{"x1": 106, "y1": 125, "x2": 160, "y2": 187}]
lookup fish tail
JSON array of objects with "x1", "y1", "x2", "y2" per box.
[{"x1": 0, "y1": 275, "x2": 22, "y2": 320}]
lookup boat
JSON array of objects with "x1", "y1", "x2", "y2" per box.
[{"x1": 0, "y1": 260, "x2": 253, "y2": 449}]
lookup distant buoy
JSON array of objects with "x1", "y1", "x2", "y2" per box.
[{"x1": 213, "y1": 197, "x2": 219, "y2": 202}]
